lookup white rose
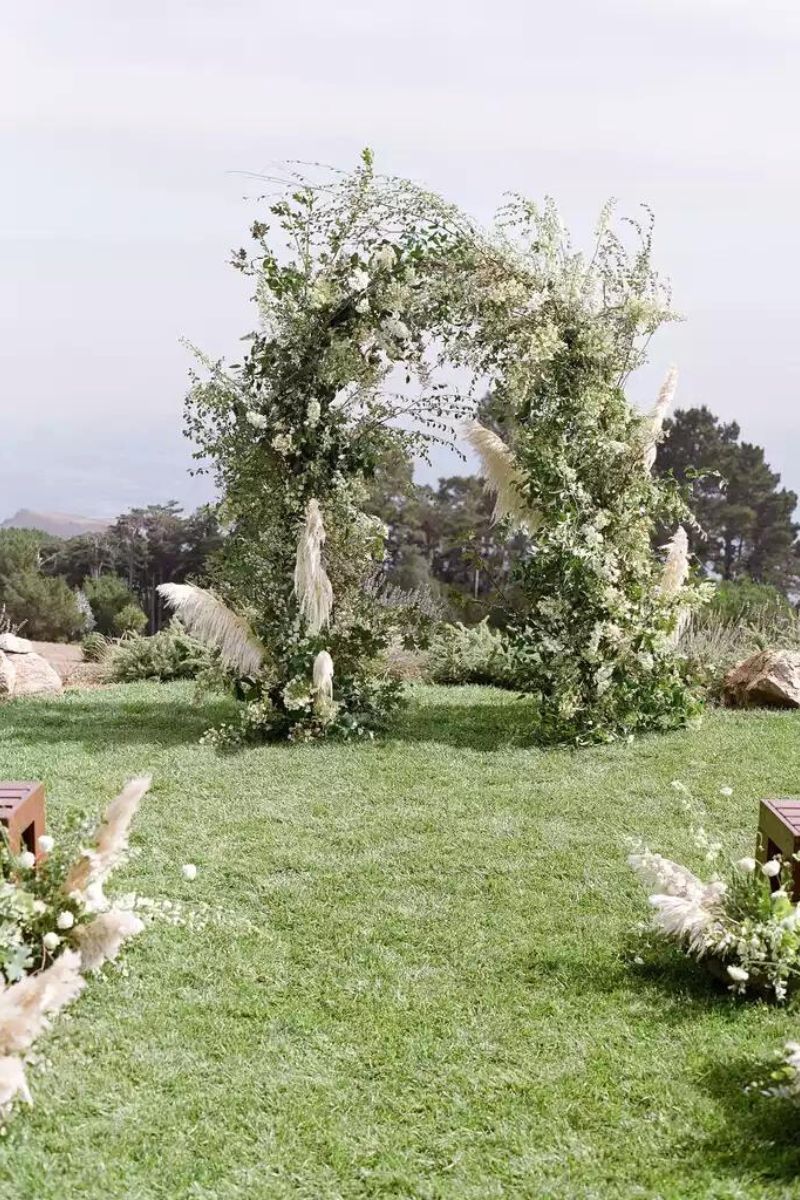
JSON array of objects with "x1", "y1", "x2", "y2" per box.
[
  {"x1": 56, "y1": 911, "x2": 75, "y2": 930},
  {"x1": 43, "y1": 932, "x2": 60, "y2": 952},
  {"x1": 17, "y1": 851, "x2": 35, "y2": 871},
  {"x1": 762, "y1": 860, "x2": 781, "y2": 878},
  {"x1": 32, "y1": 900, "x2": 47, "y2": 915},
  {"x1": 726, "y1": 965, "x2": 749, "y2": 983},
  {"x1": 736, "y1": 857, "x2": 756, "y2": 873},
  {"x1": 246, "y1": 410, "x2": 268, "y2": 430},
  {"x1": 181, "y1": 864, "x2": 198, "y2": 881},
  {"x1": 37, "y1": 835, "x2": 54, "y2": 854}
]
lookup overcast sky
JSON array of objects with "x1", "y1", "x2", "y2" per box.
[{"x1": 2, "y1": 0, "x2": 799, "y2": 519}]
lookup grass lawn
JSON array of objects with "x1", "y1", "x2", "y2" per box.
[{"x1": 1, "y1": 682, "x2": 800, "y2": 1198}]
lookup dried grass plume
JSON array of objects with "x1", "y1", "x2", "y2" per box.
[
  {"x1": 643, "y1": 365, "x2": 678, "y2": 472},
  {"x1": 64, "y1": 776, "x2": 151, "y2": 912},
  {"x1": 0, "y1": 951, "x2": 85, "y2": 1057},
  {"x1": 312, "y1": 650, "x2": 334, "y2": 701},
  {"x1": 158, "y1": 583, "x2": 265, "y2": 676},
  {"x1": 294, "y1": 499, "x2": 334, "y2": 633},
  {"x1": 463, "y1": 421, "x2": 539, "y2": 530},
  {"x1": 76, "y1": 909, "x2": 145, "y2": 973},
  {"x1": 0, "y1": 1056, "x2": 32, "y2": 1110},
  {"x1": 660, "y1": 526, "x2": 690, "y2": 599}
]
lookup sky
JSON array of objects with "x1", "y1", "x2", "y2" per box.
[{"x1": 1, "y1": 0, "x2": 799, "y2": 520}]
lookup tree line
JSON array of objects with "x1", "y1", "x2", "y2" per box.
[{"x1": 0, "y1": 405, "x2": 796, "y2": 643}]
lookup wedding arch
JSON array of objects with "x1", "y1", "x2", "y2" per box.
[{"x1": 161, "y1": 152, "x2": 705, "y2": 746}]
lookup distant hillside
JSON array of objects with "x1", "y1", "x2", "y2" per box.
[{"x1": 1, "y1": 509, "x2": 111, "y2": 539}]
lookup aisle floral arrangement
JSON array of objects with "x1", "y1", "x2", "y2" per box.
[
  {"x1": 0, "y1": 777, "x2": 150, "y2": 1113},
  {"x1": 629, "y1": 782, "x2": 800, "y2": 1001}
]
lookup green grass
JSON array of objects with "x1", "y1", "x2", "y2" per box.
[{"x1": 1, "y1": 683, "x2": 800, "y2": 1198}]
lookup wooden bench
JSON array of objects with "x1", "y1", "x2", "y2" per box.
[
  {"x1": 0, "y1": 782, "x2": 46, "y2": 857},
  {"x1": 757, "y1": 798, "x2": 800, "y2": 899}
]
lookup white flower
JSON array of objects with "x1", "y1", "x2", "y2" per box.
[
  {"x1": 17, "y1": 852, "x2": 35, "y2": 871},
  {"x1": 372, "y1": 245, "x2": 396, "y2": 270},
  {"x1": 56, "y1": 911, "x2": 75, "y2": 931},
  {"x1": 306, "y1": 399, "x2": 321, "y2": 428},
  {"x1": 37, "y1": 835, "x2": 54, "y2": 854},
  {"x1": 32, "y1": 900, "x2": 47, "y2": 915},
  {"x1": 719, "y1": 786, "x2": 733, "y2": 797},
  {"x1": 762, "y1": 860, "x2": 781, "y2": 878},
  {"x1": 42, "y1": 932, "x2": 60, "y2": 952},
  {"x1": 737, "y1": 857, "x2": 757, "y2": 873},
  {"x1": 246, "y1": 410, "x2": 268, "y2": 430},
  {"x1": 181, "y1": 864, "x2": 198, "y2": 881},
  {"x1": 271, "y1": 432, "x2": 294, "y2": 455},
  {"x1": 355, "y1": 297, "x2": 370, "y2": 315},
  {"x1": 726, "y1": 964, "x2": 749, "y2": 983},
  {"x1": 348, "y1": 267, "x2": 370, "y2": 292},
  {"x1": 382, "y1": 315, "x2": 409, "y2": 342},
  {"x1": 772, "y1": 889, "x2": 789, "y2": 903}
]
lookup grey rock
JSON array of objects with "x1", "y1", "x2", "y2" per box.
[
  {"x1": 0, "y1": 633, "x2": 33, "y2": 654},
  {"x1": 11, "y1": 652, "x2": 63, "y2": 697}
]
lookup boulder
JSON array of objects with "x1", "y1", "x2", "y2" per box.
[
  {"x1": 11, "y1": 651, "x2": 63, "y2": 698},
  {"x1": 723, "y1": 649, "x2": 800, "y2": 709},
  {"x1": 0, "y1": 651, "x2": 15, "y2": 697},
  {"x1": 0, "y1": 633, "x2": 33, "y2": 654}
]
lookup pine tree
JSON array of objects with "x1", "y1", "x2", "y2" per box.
[{"x1": 656, "y1": 406, "x2": 799, "y2": 590}]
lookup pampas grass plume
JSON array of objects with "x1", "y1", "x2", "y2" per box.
[
  {"x1": 0, "y1": 1056, "x2": 32, "y2": 1110},
  {"x1": 463, "y1": 421, "x2": 538, "y2": 530},
  {"x1": 644, "y1": 365, "x2": 678, "y2": 472},
  {"x1": 64, "y1": 776, "x2": 151, "y2": 910},
  {"x1": 294, "y1": 499, "x2": 334, "y2": 633},
  {"x1": 158, "y1": 583, "x2": 265, "y2": 676},
  {"x1": 312, "y1": 650, "x2": 334, "y2": 700},
  {"x1": 0, "y1": 951, "x2": 85, "y2": 1057},
  {"x1": 76, "y1": 909, "x2": 145, "y2": 973},
  {"x1": 660, "y1": 526, "x2": 690, "y2": 599}
]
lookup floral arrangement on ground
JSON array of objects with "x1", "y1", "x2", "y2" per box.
[
  {"x1": 629, "y1": 780, "x2": 800, "y2": 1002},
  {"x1": 0, "y1": 777, "x2": 153, "y2": 1117}
]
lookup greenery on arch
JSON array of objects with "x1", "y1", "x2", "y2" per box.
[{"x1": 179, "y1": 152, "x2": 707, "y2": 745}]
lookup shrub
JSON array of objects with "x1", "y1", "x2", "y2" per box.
[
  {"x1": 0, "y1": 572, "x2": 83, "y2": 642},
  {"x1": 81, "y1": 631, "x2": 108, "y2": 662},
  {"x1": 112, "y1": 603, "x2": 148, "y2": 637},
  {"x1": 426, "y1": 620, "x2": 517, "y2": 687},
  {"x1": 708, "y1": 579, "x2": 792, "y2": 625},
  {"x1": 106, "y1": 622, "x2": 213, "y2": 682},
  {"x1": 83, "y1": 575, "x2": 145, "y2": 636}
]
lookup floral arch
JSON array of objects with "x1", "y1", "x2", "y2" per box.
[{"x1": 162, "y1": 152, "x2": 704, "y2": 746}]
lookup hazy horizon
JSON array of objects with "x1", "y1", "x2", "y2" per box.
[{"x1": 2, "y1": 0, "x2": 799, "y2": 519}]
